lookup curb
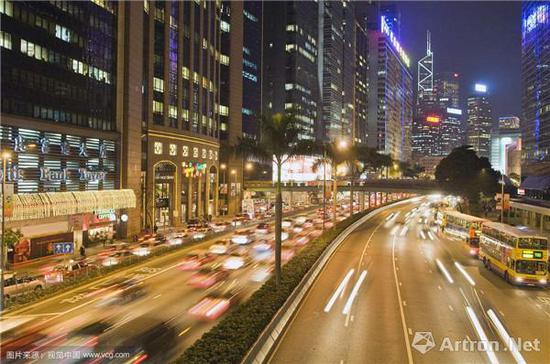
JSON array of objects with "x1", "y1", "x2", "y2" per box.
[{"x1": 242, "y1": 198, "x2": 412, "y2": 364}]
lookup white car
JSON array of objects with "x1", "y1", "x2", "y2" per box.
[
  {"x1": 223, "y1": 256, "x2": 246, "y2": 270},
  {"x1": 209, "y1": 240, "x2": 232, "y2": 255},
  {"x1": 281, "y1": 219, "x2": 293, "y2": 228},
  {"x1": 231, "y1": 230, "x2": 254, "y2": 245},
  {"x1": 132, "y1": 243, "x2": 152, "y2": 257},
  {"x1": 102, "y1": 251, "x2": 133, "y2": 267},
  {"x1": 167, "y1": 236, "x2": 184, "y2": 246}
]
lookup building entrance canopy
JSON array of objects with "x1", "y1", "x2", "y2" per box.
[{"x1": 7, "y1": 189, "x2": 136, "y2": 222}]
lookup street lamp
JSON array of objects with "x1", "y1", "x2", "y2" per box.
[
  {"x1": 245, "y1": 162, "x2": 253, "y2": 171},
  {"x1": 219, "y1": 164, "x2": 227, "y2": 215},
  {"x1": 1, "y1": 151, "x2": 11, "y2": 312}
]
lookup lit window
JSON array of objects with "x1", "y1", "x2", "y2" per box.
[
  {"x1": 182, "y1": 109, "x2": 189, "y2": 121},
  {"x1": 285, "y1": 44, "x2": 296, "y2": 52},
  {"x1": 219, "y1": 105, "x2": 229, "y2": 116},
  {"x1": 153, "y1": 77, "x2": 164, "y2": 92},
  {"x1": 242, "y1": 108, "x2": 253, "y2": 116},
  {"x1": 169, "y1": 105, "x2": 177, "y2": 118},
  {"x1": 182, "y1": 145, "x2": 189, "y2": 157},
  {"x1": 182, "y1": 67, "x2": 190, "y2": 79},
  {"x1": 153, "y1": 101, "x2": 164, "y2": 114},
  {"x1": 242, "y1": 71, "x2": 257, "y2": 82},
  {"x1": 220, "y1": 20, "x2": 230, "y2": 32},
  {"x1": 193, "y1": 147, "x2": 199, "y2": 158},
  {"x1": 220, "y1": 54, "x2": 229, "y2": 65},
  {"x1": 220, "y1": 122, "x2": 227, "y2": 131},
  {"x1": 243, "y1": 9, "x2": 258, "y2": 22},
  {"x1": 0, "y1": 31, "x2": 11, "y2": 49},
  {"x1": 0, "y1": 0, "x2": 13, "y2": 16},
  {"x1": 285, "y1": 83, "x2": 294, "y2": 90},
  {"x1": 286, "y1": 24, "x2": 296, "y2": 32},
  {"x1": 169, "y1": 143, "x2": 177, "y2": 156},
  {"x1": 154, "y1": 142, "x2": 163, "y2": 155}
]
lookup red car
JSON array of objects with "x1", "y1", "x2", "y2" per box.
[
  {"x1": 187, "y1": 268, "x2": 229, "y2": 288},
  {"x1": 188, "y1": 290, "x2": 242, "y2": 320},
  {"x1": 179, "y1": 253, "x2": 217, "y2": 271}
]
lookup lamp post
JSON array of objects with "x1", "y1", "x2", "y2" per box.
[
  {"x1": 322, "y1": 146, "x2": 327, "y2": 232},
  {"x1": 1, "y1": 151, "x2": 11, "y2": 312},
  {"x1": 220, "y1": 163, "x2": 226, "y2": 215},
  {"x1": 500, "y1": 177, "x2": 505, "y2": 223}
]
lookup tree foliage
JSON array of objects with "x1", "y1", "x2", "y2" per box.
[{"x1": 435, "y1": 145, "x2": 500, "y2": 210}]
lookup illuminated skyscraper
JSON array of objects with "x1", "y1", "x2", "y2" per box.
[
  {"x1": 319, "y1": 0, "x2": 355, "y2": 142},
  {"x1": 417, "y1": 31, "x2": 433, "y2": 102},
  {"x1": 467, "y1": 83, "x2": 493, "y2": 159},
  {"x1": 263, "y1": 1, "x2": 319, "y2": 141},
  {"x1": 521, "y1": 1, "x2": 550, "y2": 175},
  {"x1": 491, "y1": 116, "x2": 521, "y2": 176},
  {"x1": 367, "y1": 14, "x2": 413, "y2": 162}
]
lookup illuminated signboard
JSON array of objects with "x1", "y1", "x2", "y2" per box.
[
  {"x1": 523, "y1": 4, "x2": 548, "y2": 34},
  {"x1": 380, "y1": 16, "x2": 410, "y2": 68},
  {"x1": 426, "y1": 116, "x2": 440, "y2": 123},
  {"x1": 475, "y1": 83, "x2": 487, "y2": 93},
  {"x1": 273, "y1": 155, "x2": 331, "y2": 183},
  {"x1": 446, "y1": 107, "x2": 463, "y2": 116}
]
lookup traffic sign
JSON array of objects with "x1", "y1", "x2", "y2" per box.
[{"x1": 53, "y1": 242, "x2": 74, "y2": 255}]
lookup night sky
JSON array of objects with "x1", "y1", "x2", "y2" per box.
[{"x1": 396, "y1": 1, "x2": 522, "y2": 119}]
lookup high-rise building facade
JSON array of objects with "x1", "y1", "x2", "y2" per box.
[
  {"x1": 467, "y1": 83, "x2": 493, "y2": 159},
  {"x1": 521, "y1": 2, "x2": 550, "y2": 174},
  {"x1": 0, "y1": 0, "x2": 138, "y2": 259},
  {"x1": 318, "y1": 0, "x2": 355, "y2": 142},
  {"x1": 366, "y1": 14, "x2": 413, "y2": 162},
  {"x1": 142, "y1": 0, "x2": 221, "y2": 228},
  {"x1": 263, "y1": 1, "x2": 319, "y2": 140},
  {"x1": 354, "y1": 21, "x2": 369, "y2": 145},
  {"x1": 436, "y1": 72, "x2": 463, "y2": 153},
  {"x1": 491, "y1": 116, "x2": 521, "y2": 176}
]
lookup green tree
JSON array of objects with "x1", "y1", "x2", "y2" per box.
[
  {"x1": 236, "y1": 112, "x2": 314, "y2": 286},
  {"x1": 2, "y1": 228, "x2": 23, "y2": 269},
  {"x1": 435, "y1": 145, "x2": 500, "y2": 215}
]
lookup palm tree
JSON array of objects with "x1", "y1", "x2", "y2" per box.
[
  {"x1": 236, "y1": 111, "x2": 314, "y2": 287},
  {"x1": 312, "y1": 141, "x2": 347, "y2": 223},
  {"x1": 342, "y1": 145, "x2": 379, "y2": 216}
]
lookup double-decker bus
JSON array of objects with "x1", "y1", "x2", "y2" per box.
[
  {"x1": 479, "y1": 222, "x2": 548, "y2": 287},
  {"x1": 442, "y1": 211, "x2": 488, "y2": 256}
]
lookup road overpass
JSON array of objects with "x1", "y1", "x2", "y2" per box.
[{"x1": 244, "y1": 179, "x2": 442, "y2": 194}]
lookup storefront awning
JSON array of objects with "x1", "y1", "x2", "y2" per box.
[{"x1": 8, "y1": 189, "x2": 136, "y2": 222}]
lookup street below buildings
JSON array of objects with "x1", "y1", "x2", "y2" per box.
[{"x1": 269, "y1": 199, "x2": 550, "y2": 364}]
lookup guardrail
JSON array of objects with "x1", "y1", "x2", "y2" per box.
[{"x1": 242, "y1": 198, "x2": 412, "y2": 364}]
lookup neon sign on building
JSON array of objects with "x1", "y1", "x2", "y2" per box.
[
  {"x1": 523, "y1": 4, "x2": 548, "y2": 34},
  {"x1": 380, "y1": 16, "x2": 410, "y2": 68}
]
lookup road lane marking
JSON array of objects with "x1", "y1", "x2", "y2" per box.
[
  {"x1": 408, "y1": 328, "x2": 412, "y2": 335},
  {"x1": 479, "y1": 289, "x2": 485, "y2": 295},
  {"x1": 448, "y1": 305, "x2": 454, "y2": 311},
  {"x1": 454, "y1": 261, "x2": 476, "y2": 286},
  {"x1": 487, "y1": 309, "x2": 526, "y2": 364},
  {"x1": 459, "y1": 287, "x2": 471, "y2": 306},
  {"x1": 324, "y1": 269, "x2": 355, "y2": 313},
  {"x1": 391, "y1": 235, "x2": 414, "y2": 364},
  {"x1": 435, "y1": 259, "x2": 454, "y2": 284},
  {"x1": 153, "y1": 294, "x2": 162, "y2": 299},
  {"x1": 465, "y1": 306, "x2": 499, "y2": 364},
  {"x1": 400, "y1": 226, "x2": 409, "y2": 236},
  {"x1": 402, "y1": 300, "x2": 407, "y2": 306},
  {"x1": 437, "y1": 285, "x2": 442, "y2": 290},
  {"x1": 178, "y1": 326, "x2": 192, "y2": 337},
  {"x1": 342, "y1": 270, "x2": 367, "y2": 315}
]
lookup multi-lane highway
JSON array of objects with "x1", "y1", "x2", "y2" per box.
[{"x1": 270, "y1": 199, "x2": 550, "y2": 364}]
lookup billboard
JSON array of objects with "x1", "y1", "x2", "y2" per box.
[{"x1": 273, "y1": 155, "x2": 331, "y2": 182}]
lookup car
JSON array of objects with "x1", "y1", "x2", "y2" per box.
[
  {"x1": 102, "y1": 250, "x2": 133, "y2": 267},
  {"x1": 292, "y1": 225, "x2": 304, "y2": 234},
  {"x1": 4, "y1": 273, "x2": 44, "y2": 300},
  {"x1": 132, "y1": 242, "x2": 153, "y2": 256},
  {"x1": 191, "y1": 228, "x2": 210, "y2": 240},
  {"x1": 303, "y1": 219, "x2": 314, "y2": 228},
  {"x1": 98, "y1": 280, "x2": 147, "y2": 306},
  {"x1": 187, "y1": 267, "x2": 229, "y2": 288},
  {"x1": 211, "y1": 221, "x2": 231, "y2": 233},
  {"x1": 231, "y1": 230, "x2": 255, "y2": 245},
  {"x1": 188, "y1": 289, "x2": 242, "y2": 320},
  {"x1": 282, "y1": 219, "x2": 293, "y2": 228},
  {"x1": 179, "y1": 252, "x2": 217, "y2": 271},
  {"x1": 45, "y1": 260, "x2": 98, "y2": 282},
  {"x1": 251, "y1": 242, "x2": 272, "y2": 262},
  {"x1": 294, "y1": 215, "x2": 307, "y2": 225},
  {"x1": 222, "y1": 253, "x2": 249, "y2": 270},
  {"x1": 208, "y1": 240, "x2": 233, "y2": 255},
  {"x1": 255, "y1": 223, "x2": 271, "y2": 235},
  {"x1": 166, "y1": 235, "x2": 184, "y2": 246},
  {"x1": 250, "y1": 264, "x2": 273, "y2": 282}
]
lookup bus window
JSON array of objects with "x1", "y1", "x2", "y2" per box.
[
  {"x1": 515, "y1": 260, "x2": 547, "y2": 275},
  {"x1": 518, "y1": 238, "x2": 548, "y2": 250}
]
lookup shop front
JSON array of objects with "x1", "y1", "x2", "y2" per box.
[{"x1": 146, "y1": 131, "x2": 219, "y2": 229}]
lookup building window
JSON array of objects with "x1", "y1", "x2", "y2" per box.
[
  {"x1": 154, "y1": 142, "x2": 163, "y2": 155},
  {"x1": 169, "y1": 143, "x2": 177, "y2": 156},
  {"x1": 242, "y1": 108, "x2": 253, "y2": 116},
  {"x1": 219, "y1": 105, "x2": 229, "y2": 116},
  {"x1": 153, "y1": 101, "x2": 163, "y2": 114},
  {"x1": 242, "y1": 71, "x2": 257, "y2": 82},
  {"x1": 182, "y1": 145, "x2": 189, "y2": 157},
  {"x1": 243, "y1": 9, "x2": 258, "y2": 22},
  {"x1": 0, "y1": 31, "x2": 11, "y2": 49},
  {"x1": 193, "y1": 147, "x2": 199, "y2": 158},
  {"x1": 182, "y1": 109, "x2": 189, "y2": 121},
  {"x1": 220, "y1": 20, "x2": 230, "y2": 33},
  {"x1": 153, "y1": 77, "x2": 164, "y2": 92},
  {"x1": 169, "y1": 105, "x2": 177, "y2": 119},
  {"x1": 0, "y1": 0, "x2": 13, "y2": 16},
  {"x1": 220, "y1": 54, "x2": 229, "y2": 66},
  {"x1": 182, "y1": 67, "x2": 190, "y2": 80}
]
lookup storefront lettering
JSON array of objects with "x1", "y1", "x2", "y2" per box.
[
  {"x1": 39, "y1": 168, "x2": 106, "y2": 182},
  {"x1": 60, "y1": 140, "x2": 71, "y2": 155},
  {"x1": 99, "y1": 142, "x2": 107, "y2": 159},
  {"x1": 0, "y1": 165, "x2": 24, "y2": 181},
  {"x1": 79, "y1": 142, "x2": 88, "y2": 157},
  {"x1": 39, "y1": 137, "x2": 50, "y2": 153},
  {"x1": 13, "y1": 135, "x2": 27, "y2": 152}
]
